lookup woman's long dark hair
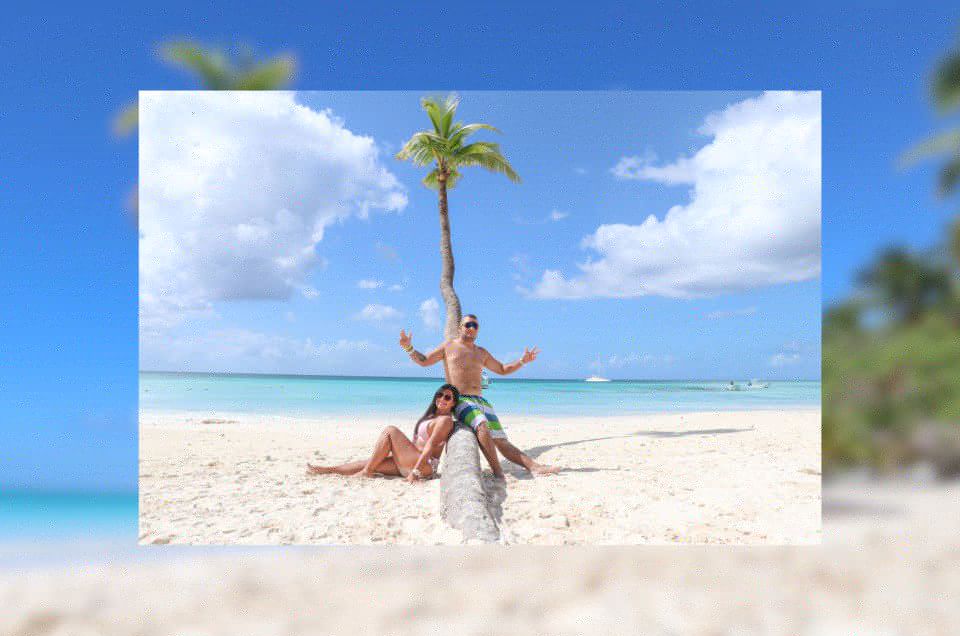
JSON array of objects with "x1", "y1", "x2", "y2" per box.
[{"x1": 413, "y1": 383, "x2": 460, "y2": 440}]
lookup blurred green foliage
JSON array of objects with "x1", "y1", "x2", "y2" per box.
[
  {"x1": 825, "y1": 33, "x2": 960, "y2": 474},
  {"x1": 114, "y1": 40, "x2": 296, "y2": 136}
]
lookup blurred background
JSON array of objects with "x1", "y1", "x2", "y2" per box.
[{"x1": 2, "y1": 3, "x2": 959, "y2": 634}]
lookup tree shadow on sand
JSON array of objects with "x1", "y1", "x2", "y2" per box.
[
  {"x1": 480, "y1": 427, "x2": 754, "y2": 516},
  {"x1": 523, "y1": 427, "x2": 754, "y2": 462}
]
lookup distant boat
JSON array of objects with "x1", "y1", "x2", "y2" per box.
[
  {"x1": 745, "y1": 379, "x2": 769, "y2": 389},
  {"x1": 724, "y1": 381, "x2": 741, "y2": 391},
  {"x1": 481, "y1": 371, "x2": 491, "y2": 389},
  {"x1": 585, "y1": 376, "x2": 611, "y2": 382}
]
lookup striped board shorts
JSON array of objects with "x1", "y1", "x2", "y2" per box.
[{"x1": 454, "y1": 394, "x2": 507, "y2": 439}]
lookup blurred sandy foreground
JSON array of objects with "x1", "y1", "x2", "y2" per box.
[
  {"x1": 2, "y1": 479, "x2": 959, "y2": 635},
  {"x1": 6, "y1": 412, "x2": 958, "y2": 635},
  {"x1": 138, "y1": 410, "x2": 820, "y2": 545}
]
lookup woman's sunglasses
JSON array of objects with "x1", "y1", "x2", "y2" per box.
[
  {"x1": 463, "y1": 322, "x2": 479, "y2": 330},
  {"x1": 436, "y1": 393, "x2": 455, "y2": 402}
]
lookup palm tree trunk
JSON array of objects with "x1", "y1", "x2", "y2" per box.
[
  {"x1": 437, "y1": 176, "x2": 463, "y2": 341},
  {"x1": 440, "y1": 423, "x2": 501, "y2": 543}
]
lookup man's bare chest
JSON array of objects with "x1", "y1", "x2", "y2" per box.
[{"x1": 445, "y1": 344, "x2": 485, "y2": 367}]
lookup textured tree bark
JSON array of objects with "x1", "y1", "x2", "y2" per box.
[
  {"x1": 437, "y1": 176, "x2": 463, "y2": 342},
  {"x1": 440, "y1": 423, "x2": 501, "y2": 543}
]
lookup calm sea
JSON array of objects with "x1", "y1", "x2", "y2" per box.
[{"x1": 140, "y1": 372, "x2": 820, "y2": 418}]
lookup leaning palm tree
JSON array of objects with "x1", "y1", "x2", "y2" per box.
[{"x1": 396, "y1": 95, "x2": 520, "y2": 340}]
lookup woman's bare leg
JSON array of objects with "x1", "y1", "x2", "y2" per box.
[
  {"x1": 369, "y1": 457, "x2": 402, "y2": 476},
  {"x1": 357, "y1": 426, "x2": 396, "y2": 476},
  {"x1": 307, "y1": 425, "x2": 407, "y2": 476},
  {"x1": 306, "y1": 425, "x2": 429, "y2": 478},
  {"x1": 306, "y1": 460, "x2": 366, "y2": 475},
  {"x1": 361, "y1": 426, "x2": 423, "y2": 477}
]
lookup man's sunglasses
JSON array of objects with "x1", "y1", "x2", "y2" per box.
[
  {"x1": 436, "y1": 393, "x2": 455, "y2": 402},
  {"x1": 463, "y1": 322, "x2": 479, "y2": 330}
]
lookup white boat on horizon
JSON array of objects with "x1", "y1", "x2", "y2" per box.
[
  {"x1": 585, "y1": 375, "x2": 611, "y2": 382},
  {"x1": 745, "y1": 379, "x2": 770, "y2": 389}
]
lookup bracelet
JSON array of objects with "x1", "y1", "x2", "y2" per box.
[
  {"x1": 403, "y1": 344, "x2": 414, "y2": 353},
  {"x1": 411, "y1": 468, "x2": 422, "y2": 478}
]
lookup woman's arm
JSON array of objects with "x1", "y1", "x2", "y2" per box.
[{"x1": 407, "y1": 417, "x2": 454, "y2": 482}]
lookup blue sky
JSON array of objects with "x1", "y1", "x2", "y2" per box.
[
  {"x1": 2, "y1": 2, "x2": 957, "y2": 490},
  {"x1": 139, "y1": 90, "x2": 820, "y2": 381}
]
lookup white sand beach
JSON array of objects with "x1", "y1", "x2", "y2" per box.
[
  {"x1": 3, "y1": 478, "x2": 959, "y2": 636},
  {"x1": 139, "y1": 409, "x2": 821, "y2": 545}
]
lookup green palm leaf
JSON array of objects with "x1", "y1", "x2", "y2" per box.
[
  {"x1": 938, "y1": 154, "x2": 960, "y2": 196},
  {"x1": 160, "y1": 41, "x2": 295, "y2": 90},
  {"x1": 933, "y1": 50, "x2": 960, "y2": 113},
  {"x1": 900, "y1": 129, "x2": 960, "y2": 167}
]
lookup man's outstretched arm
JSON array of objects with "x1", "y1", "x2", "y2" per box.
[
  {"x1": 482, "y1": 346, "x2": 539, "y2": 375},
  {"x1": 399, "y1": 329, "x2": 444, "y2": 367}
]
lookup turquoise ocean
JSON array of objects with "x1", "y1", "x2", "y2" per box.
[{"x1": 140, "y1": 372, "x2": 821, "y2": 418}]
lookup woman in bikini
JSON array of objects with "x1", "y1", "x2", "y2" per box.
[{"x1": 306, "y1": 384, "x2": 459, "y2": 482}]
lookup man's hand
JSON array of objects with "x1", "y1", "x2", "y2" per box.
[
  {"x1": 399, "y1": 329, "x2": 412, "y2": 350},
  {"x1": 521, "y1": 347, "x2": 540, "y2": 365}
]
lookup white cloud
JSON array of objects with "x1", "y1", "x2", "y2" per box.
[
  {"x1": 531, "y1": 91, "x2": 821, "y2": 300},
  {"x1": 138, "y1": 91, "x2": 407, "y2": 333},
  {"x1": 510, "y1": 253, "x2": 532, "y2": 282},
  {"x1": 354, "y1": 303, "x2": 403, "y2": 323},
  {"x1": 706, "y1": 306, "x2": 757, "y2": 320},
  {"x1": 610, "y1": 148, "x2": 658, "y2": 180},
  {"x1": 515, "y1": 210, "x2": 572, "y2": 225},
  {"x1": 388, "y1": 283, "x2": 404, "y2": 292},
  {"x1": 419, "y1": 298, "x2": 441, "y2": 331},
  {"x1": 574, "y1": 167, "x2": 587, "y2": 175},
  {"x1": 769, "y1": 352, "x2": 801, "y2": 367},
  {"x1": 301, "y1": 286, "x2": 320, "y2": 300},
  {"x1": 357, "y1": 279, "x2": 383, "y2": 289},
  {"x1": 140, "y1": 327, "x2": 380, "y2": 374},
  {"x1": 769, "y1": 340, "x2": 804, "y2": 367}
]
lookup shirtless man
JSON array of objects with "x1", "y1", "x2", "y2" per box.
[{"x1": 399, "y1": 314, "x2": 560, "y2": 476}]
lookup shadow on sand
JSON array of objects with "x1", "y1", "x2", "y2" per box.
[
  {"x1": 523, "y1": 427, "x2": 754, "y2": 462},
  {"x1": 480, "y1": 427, "x2": 753, "y2": 526}
]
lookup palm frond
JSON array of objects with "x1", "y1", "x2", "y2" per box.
[
  {"x1": 449, "y1": 123, "x2": 500, "y2": 148},
  {"x1": 422, "y1": 168, "x2": 462, "y2": 190},
  {"x1": 396, "y1": 132, "x2": 447, "y2": 166},
  {"x1": 113, "y1": 101, "x2": 139, "y2": 137},
  {"x1": 161, "y1": 42, "x2": 232, "y2": 89},
  {"x1": 938, "y1": 154, "x2": 960, "y2": 196},
  {"x1": 446, "y1": 168, "x2": 462, "y2": 188},
  {"x1": 421, "y1": 95, "x2": 459, "y2": 136},
  {"x1": 233, "y1": 55, "x2": 296, "y2": 90},
  {"x1": 901, "y1": 128, "x2": 960, "y2": 167},
  {"x1": 160, "y1": 41, "x2": 295, "y2": 90},
  {"x1": 453, "y1": 142, "x2": 521, "y2": 183},
  {"x1": 933, "y1": 50, "x2": 960, "y2": 113}
]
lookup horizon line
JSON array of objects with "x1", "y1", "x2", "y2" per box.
[{"x1": 139, "y1": 369, "x2": 821, "y2": 383}]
